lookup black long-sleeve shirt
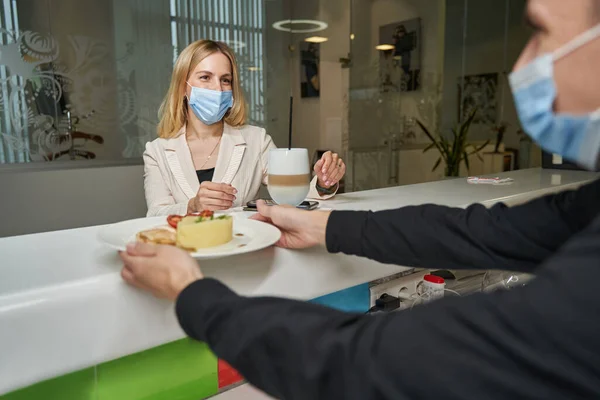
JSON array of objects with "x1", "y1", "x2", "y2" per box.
[{"x1": 176, "y1": 178, "x2": 600, "y2": 399}]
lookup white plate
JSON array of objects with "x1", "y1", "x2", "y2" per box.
[{"x1": 97, "y1": 216, "x2": 281, "y2": 259}]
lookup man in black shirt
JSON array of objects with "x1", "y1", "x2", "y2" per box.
[{"x1": 120, "y1": 1, "x2": 600, "y2": 398}]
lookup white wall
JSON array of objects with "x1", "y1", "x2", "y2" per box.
[
  {"x1": 317, "y1": 0, "x2": 350, "y2": 156},
  {"x1": 0, "y1": 164, "x2": 146, "y2": 237}
]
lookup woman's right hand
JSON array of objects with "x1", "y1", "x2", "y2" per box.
[{"x1": 187, "y1": 182, "x2": 237, "y2": 213}]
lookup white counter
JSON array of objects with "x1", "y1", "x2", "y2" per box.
[{"x1": 0, "y1": 168, "x2": 597, "y2": 394}]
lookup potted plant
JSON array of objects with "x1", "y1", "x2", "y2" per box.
[{"x1": 417, "y1": 108, "x2": 489, "y2": 177}]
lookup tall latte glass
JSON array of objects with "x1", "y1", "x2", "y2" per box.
[{"x1": 268, "y1": 148, "x2": 310, "y2": 206}]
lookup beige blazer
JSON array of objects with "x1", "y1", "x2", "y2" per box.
[{"x1": 143, "y1": 124, "x2": 336, "y2": 216}]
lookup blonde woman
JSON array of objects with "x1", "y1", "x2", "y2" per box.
[{"x1": 143, "y1": 40, "x2": 346, "y2": 217}]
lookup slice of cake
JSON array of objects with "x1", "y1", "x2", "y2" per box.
[
  {"x1": 176, "y1": 212, "x2": 233, "y2": 251},
  {"x1": 136, "y1": 228, "x2": 176, "y2": 245}
]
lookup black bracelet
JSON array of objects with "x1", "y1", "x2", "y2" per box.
[{"x1": 316, "y1": 182, "x2": 337, "y2": 195}]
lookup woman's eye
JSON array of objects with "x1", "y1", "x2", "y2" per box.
[
  {"x1": 200, "y1": 76, "x2": 209, "y2": 80},
  {"x1": 222, "y1": 79, "x2": 232, "y2": 84}
]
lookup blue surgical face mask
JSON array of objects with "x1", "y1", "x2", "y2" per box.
[
  {"x1": 186, "y1": 82, "x2": 234, "y2": 125},
  {"x1": 509, "y1": 24, "x2": 600, "y2": 170}
]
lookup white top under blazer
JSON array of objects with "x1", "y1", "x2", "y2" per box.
[{"x1": 143, "y1": 124, "x2": 336, "y2": 216}]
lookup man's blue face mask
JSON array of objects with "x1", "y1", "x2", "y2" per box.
[{"x1": 509, "y1": 24, "x2": 600, "y2": 171}]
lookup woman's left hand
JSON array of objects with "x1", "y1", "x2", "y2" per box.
[{"x1": 314, "y1": 151, "x2": 346, "y2": 189}]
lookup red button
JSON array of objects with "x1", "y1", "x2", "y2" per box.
[{"x1": 424, "y1": 274, "x2": 445, "y2": 284}]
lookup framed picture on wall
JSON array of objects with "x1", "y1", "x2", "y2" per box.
[
  {"x1": 300, "y1": 42, "x2": 320, "y2": 98},
  {"x1": 379, "y1": 18, "x2": 422, "y2": 92},
  {"x1": 457, "y1": 73, "x2": 498, "y2": 124}
]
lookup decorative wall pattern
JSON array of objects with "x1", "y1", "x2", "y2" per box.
[{"x1": 0, "y1": 28, "x2": 119, "y2": 163}]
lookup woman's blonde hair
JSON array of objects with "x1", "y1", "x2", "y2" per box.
[{"x1": 157, "y1": 40, "x2": 246, "y2": 138}]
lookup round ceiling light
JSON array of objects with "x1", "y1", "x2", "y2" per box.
[
  {"x1": 375, "y1": 44, "x2": 395, "y2": 51},
  {"x1": 272, "y1": 19, "x2": 328, "y2": 33},
  {"x1": 304, "y1": 36, "x2": 329, "y2": 43}
]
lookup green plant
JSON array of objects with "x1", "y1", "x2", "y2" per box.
[{"x1": 417, "y1": 108, "x2": 490, "y2": 177}]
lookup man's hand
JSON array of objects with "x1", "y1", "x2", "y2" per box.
[
  {"x1": 251, "y1": 200, "x2": 331, "y2": 249},
  {"x1": 120, "y1": 242, "x2": 203, "y2": 300}
]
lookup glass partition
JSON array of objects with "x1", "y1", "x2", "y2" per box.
[
  {"x1": 0, "y1": 0, "x2": 538, "y2": 187},
  {"x1": 0, "y1": 0, "x2": 291, "y2": 166},
  {"x1": 346, "y1": 0, "x2": 535, "y2": 192},
  {"x1": 347, "y1": 0, "x2": 447, "y2": 190}
]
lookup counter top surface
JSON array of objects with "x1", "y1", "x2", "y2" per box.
[{"x1": 1, "y1": 168, "x2": 597, "y2": 394}]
